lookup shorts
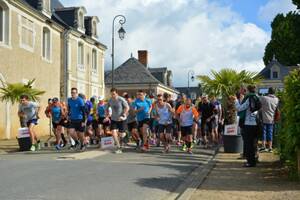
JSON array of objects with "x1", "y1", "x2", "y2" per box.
[
  {"x1": 27, "y1": 119, "x2": 38, "y2": 127},
  {"x1": 181, "y1": 126, "x2": 193, "y2": 137},
  {"x1": 201, "y1": 118, "x2": 212, "y2": 136},
  {"x1": 69, "y1": 120, "x2": 85, "y2": 132},
  {"x1": 111, "y1": 120, "x2": 127, "y2": 133},
  {"x1": 87, "y1": 120, "x2": 98, "y2": 130},
  {"x1": 98, "y1": 117, "x2": 110, "y2": 128},
  {"x1": 158, "y1": 124, "x2": 173, "y2": 134},
  {"x1": 138, "y1": 118, "x2": 150, "y2": 129},
  {"x1": 127, "y1": 121, "x2": 138, "y2": 132},
  {"x1": 52, "y1": 120, "x2": 65, "y2": 129}
]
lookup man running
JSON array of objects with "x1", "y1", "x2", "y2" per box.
[
  {"x1": 105, "y1": 88, "x2": 129, "y2": 154},
  {"x1": 45, "y1": 97, "x2": 67, "y2": 150},
  {"x1": 134, "y1": 90, "x2": 152, "y2": 152},
  {"x1": 124, "y1": 94, "x2": 140, "y2": 149},
  {"x1": 18, "y1": 94, "x2": 41, "y2": 151},
  {"x1": 67, "y1": 88, "x2": 86, "y2": 151},
  {"x1": 176, "y1": 98, "x2": 199, "y2": 154},
  {"x1": 97, "y1": 96, "x2": 110, "y2": 137},
  {"x1": 155, "y1": 94, "x2": 174, "y2": 153}
]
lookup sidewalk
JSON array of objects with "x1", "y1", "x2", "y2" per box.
[
  {"x1": 0, "y1": 135, "x2": 54, "y2": 153},
  {"x1": 190, "y1": 148, "x2": 300, "y2": 200}
]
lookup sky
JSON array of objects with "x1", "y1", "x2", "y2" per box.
[{"x1": 61, "y1": 0, "x2": 297, "y2": 87}]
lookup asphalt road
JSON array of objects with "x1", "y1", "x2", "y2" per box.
[{"x1": 0, "y1": 145, "x2": 214, "y2": 200}]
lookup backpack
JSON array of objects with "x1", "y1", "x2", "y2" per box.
[{"x1": 249, "y1": 95, "x2": 261, "y2": 113}]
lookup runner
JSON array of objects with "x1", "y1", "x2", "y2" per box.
[
  {"x1": 176, "y1": 98, "x2": 199, "y2": 154},
  {"x1": 97, "y1": 96, "x2": 110, "y2": 138},
  {"x1": 67, "y1": 88, "x2": 86, "y2": 151},
  {"x1": 45, "y1": 97, "x2": 67, "y2": 150},
  {"x1": 134, "y1": 90, "x2": 152, "y2": 152},
  {"x1": 85, "y1": 97, "x2": 97, "y2": 145},
  {"x1": 155, "y1": 94, "x2": 174, "y2": 153},
  {"x1": 124, "y1": 94, "x2": 140, "y2": 149},
  {"x1": 18, "y1": 94, "x2": 41, "y2": 152},
  {"x1": 105, "y1": 88, "x2": 129, "y2": 154},
  {"x1": 175, "y1": 94, "x2": 187, "y2": 146}
]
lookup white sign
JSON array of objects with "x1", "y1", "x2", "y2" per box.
[
  {"x1": 18, "y1": 127, "x2": 30, "y2": 139},
  {"x1": 224, "y1": 124, "x2": 238, "y2": 136},
  {"x1": 100, "y1": 136, "x2": 115, "y2": 149}
]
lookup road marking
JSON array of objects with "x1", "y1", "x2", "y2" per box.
[{"x1": 56, "y1": 150, "x2": 109, "y2": 160}]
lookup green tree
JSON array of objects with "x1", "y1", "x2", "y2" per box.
[
  {"x1": 197, "y1": 69, "x2": 261, "y2": 124},
  {"x1": 293, "y1": 0, "x2": 300, "y2": 9},
  {"x1": 263, "y1": 12, "x2": 300, "y2": 66},
  {"x1": 0, "y1": 79, "x2": 45, "y2": 104}
]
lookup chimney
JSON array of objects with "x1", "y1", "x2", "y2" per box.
[{"x1": 138, "y1": 50, "x2": 148, "y2": 67}]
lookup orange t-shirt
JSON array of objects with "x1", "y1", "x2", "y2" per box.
[{"x1": 176, "y1": 105, "x2": 199, "y2": 118}]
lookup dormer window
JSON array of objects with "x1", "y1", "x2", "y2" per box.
[
  {"x1": 43, "y1": 0, "x2": 51, "y2": 12},
  {"x1": 271, "y1": 65, "x2": 280, "y2": 79},
  {"x1": 77, "y1": 7, "x2": 87, "y2": 33},
  {"x1": 92, "y1": 20, "x2": 97, "y2": 38}
]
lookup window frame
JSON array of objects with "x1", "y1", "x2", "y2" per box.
[
  {"x1": 19, "y1": 15, "x2": 35, "y2": 52},
  {"x1": 0, "y1": 2, "x2": 10, "y2": 47},
  {"x1": 41, "y1": 27, "x2": 52, "y2": 62},
  {"x1": 91, "y1": 49, "x2": 98, "y2": 73},
  {"x1": 77, "y1": 42, "x2": 85, "y2": 71}
]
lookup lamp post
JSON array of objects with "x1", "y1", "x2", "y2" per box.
[
  {"x1": 111, "y1": 15, "x2": 126, "y2": 89},
  {"x1": 187, "y1": 70, "x2": 195, "y2": 98}
]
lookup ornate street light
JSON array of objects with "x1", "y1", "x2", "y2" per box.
[
  {"x1": 111, "y1": 15, "x2": 126, "y2": 88},
  {"x1": 188, "y1": 70, "x2": 195, "y2": 98}
]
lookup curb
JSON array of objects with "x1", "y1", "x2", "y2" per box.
[{"x1": 162, "y1": 147, "x2": 219, "y2": 200}]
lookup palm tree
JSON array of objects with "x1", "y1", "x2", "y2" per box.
[
  {"x1": 197, "y1": 69, "x2": 261, "y2": 124},
  {"x1": 0, "y1": 79, "x2": 45, "y2": 104},
  {"x1": 0, "y1": 79, "x2": 45, "y2": 127}
]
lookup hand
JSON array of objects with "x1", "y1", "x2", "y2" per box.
[
  {"x1": 206, "y1": 118, "x2": 211, "y2": 123},
  {"x1": 81, "y1": 122, "x2": 85, "y2": 127}
]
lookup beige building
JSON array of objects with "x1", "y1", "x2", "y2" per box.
[{"x1": 0, "y1": 0, "x2": 106, "y2": 139}]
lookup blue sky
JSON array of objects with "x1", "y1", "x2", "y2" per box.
[{"x1": 60, "y1": 0, "x2": 296, "y2": 87}]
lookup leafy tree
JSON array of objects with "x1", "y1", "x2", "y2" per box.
[
  {"x1": 263, "y1": 12, "x2": 300, "y2": 66},
  {"x1": 293, "y1": 0, "x2": 300, "y2": 9},
  {"x1": 197, "y1": 69, "x2": 261, "y2": 124}
]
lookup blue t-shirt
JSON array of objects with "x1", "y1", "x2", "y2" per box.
[
  {"x1": 97, "y1": 104, "x2": 106, "y2": 118},
  {"x1": 68, "y1": 97, "x2": 85, "y2": 120},
  {"x1": 134, "y1": 98, "x2": 152, "y2": 122},
  {"x1": 85, "y1": 101, "x2": 93, "y2": 122},
  {"x1": 51, "y1": 105, "x2": 61, "y2": 123}
]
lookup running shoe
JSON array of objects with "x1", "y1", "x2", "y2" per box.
[
  {"x1": 30, "y1": 145, "x2": 36, "y2": 152},
  {"x1": 55, "y1": 144, "x2": 62, "y2": 151},
  {"x1": 259, "y1": 147, "x2": 267, "y2": 152},
  {"x1": 187, "y1": 148, "x2": 193, "y2": 154},
  {"x1": 268, "y1": 148, "x2": 273, "y2": 153},
  {"x1": 35, "y1": 140, "x2": 41, "y2": 150},
  {"x1": 182, "y1": 144, "x2": 187, "y2": 151},
  {"x1": 115, "y1": 149, "x2": 123, "y2": 154},
  {"x1": 80, "y1": 144, "x2": 87, "y2": 151}
]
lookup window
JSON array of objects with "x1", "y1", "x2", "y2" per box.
[
  {"x1": 20, "y1": 16, "x2": 35, "y2": 50},
  {"x1": 273, "y1": 71, "x2": 278, "y2": 79},
  {"x1": 43, "y1": 0, "x2": 51, "y2": 12},
  {"x1": 92, "y1": 49, "x2": 97, "y2": 72},
  {"x1": 77, "y1": 42, "x2": 84, "y2": 70},
  {"x1": 78, "y1": 11, "x2": 84, "y2": 30},
  {"x1": 92, "y1": 20, "x2": 97, "y2": 37},
  {"x1": 0, "y1": 2, "x2": 9, "y2": 45},
  {"x1": 42, "y1": 27, "x2": 51, "y2": 60}
]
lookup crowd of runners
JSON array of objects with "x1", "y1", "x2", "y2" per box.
[{"x1": 18, "y1": 87, "x2": 224, "y2": 154}]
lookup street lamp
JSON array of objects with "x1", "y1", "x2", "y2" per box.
[
  {"x1": 111, "y1": 15, "x2": 126, "y2": 88},
  {"x1": 187, "y1": 70, "x2": 195, "y2": 98}
]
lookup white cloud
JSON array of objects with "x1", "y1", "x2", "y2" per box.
[
  {"x1": 258, "y1": 0, "x2": 297, "y2": 23},
  {"x1": 62, "y1": 0, "x2": 270, "y2": 87}
]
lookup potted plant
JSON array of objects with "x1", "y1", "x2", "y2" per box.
[{"x1": 198, "y1": 69, "x2": 261, "y2": 153}]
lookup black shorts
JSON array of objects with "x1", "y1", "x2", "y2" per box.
[
  {"x1": 138, "y1": 118, "x2": 150, "y2": 129},
  {"x1": 27, "y1": 119, "x2": 38, "y2": 127},
  {"x1": 111, "y1": 120, "x2": 127, "y2": 133},
  {"x1": 69, "y1": 120, "x2": 85, "y2": 132},
  {"x1": 181, "y1": 126, "x2": 193, "y2": 137},
  {"x1": 158, "y1": 124, "x2": 173, "y2": 134},
  {"x1": 52, "y1": 120, "x2": 65, "y2": 129},
  {"x1": 86, "y1": 120, "x2": 98, "y2": 130},
  {"x1": 127, "y1": 121, "x2": 138, "y2": 132},
  {"x1": 98, "y1": 117, "x2": 110, "y2": 128}
]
